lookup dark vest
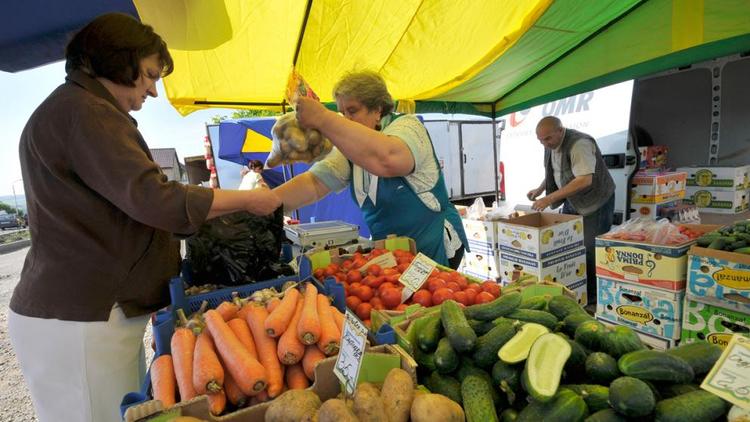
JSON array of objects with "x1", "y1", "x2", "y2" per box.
[{"x1": 544, "y1": 128, "x2": 615, "y2": 216}]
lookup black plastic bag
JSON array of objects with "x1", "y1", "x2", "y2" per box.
[{"x1": 186, "y1": 207, "x2": 294, "y2": 286}]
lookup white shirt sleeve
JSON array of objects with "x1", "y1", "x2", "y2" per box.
[
  {"x1": 308, "y1": 147, "x2": 351, "y2": 193},
  {"x1": 569, "y1": 138, "x2": 597, "y2": 177}
]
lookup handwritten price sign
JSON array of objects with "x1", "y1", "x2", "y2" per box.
[
  {"x1": 702, "y1": 335, "x2": 750, "y2": 409},
  {"x1": 398, "y1": 253, "x2": 437, "y2": 303},
  {"x1": 334, "y1": 310, "x2": 368, "y2": 395}
]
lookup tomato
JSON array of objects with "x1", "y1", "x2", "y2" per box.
[
  {"x1": 335, "y1": 273, "x2": 346, "y2": 283},
  {"x1": 342, "y1": 259, "x2": 354, "y2": 270},
  {"x1": 395, "y1": 303, "x2": 408, "y2": 312},
  {"x1": 385, "y1": 274, "x2": 400, "y2": 284},
  {"x1": 412, "y1": 290, "x2": 432, "y2": 307},
  {"x1": 357, "y1": 285, "x2": 375, "y2": 302},
  {"x1": 397, "y1": 258, "x2": 413, "y2": 266},
  {"x1": 324, "y1": 266, "x2": 337, "y2": 277},
  {"x1": 453, "y1": 290, "x2": 470, "y2": 306},
  {"x1": 368, "y1": 276, "x2": 385, "y2": 289},
  {"x1": 356, "y1": 302, "x2": 373, "y2": 320},
  {"x1": 313, "y1": 268, "x2": 325, "y2": 279},
  {"x1": 481, "y1": 281, "x2": 501, "y2": 298},
  {"x1": 363, "y1": 319, "x2": 372, "y2": 328},
  {"x1": 370, "y1": 297, "x2": 384, "y2": 310},
  {"x1": 378, "y1": 282, "x2": 398, "y2": 296},
  {"x1": 464, "y1": 288, "x2": 477, "y2": 305},
  {"x1": 383, "y1": 268, "x2": 398, "y2": 276},
  {"x1": 445, "y1": 281, "x2": 461, "y2": 292},
  {"x1": 475, "y1": 291, "x2": 495, "y2": 304},
  {"x1": 432, "y1": 288, "x2": 454, "y2": 306},
  {"x1": 436, "y1": 272, "x2": 453, "y2": 282},
  {"x1": 345, "y1": 295, "x2": 362, "y2": 310},
  {"x1": 466, "y1": 283, "x2": 483, "y2": 294},
  {"x1": 397, "y1": 262, "x2": 410, "y2": 273},
  {"x1": 348, "y1": 283, "x2": 361, "y2": 298},
  {"x1": 367, "y1": 264, "x2": 383, "y2": 277},
  {"x1": 346, "y1": 270, "x2": 362, "y2": 284},
  {"x1": 427, "y1": 278, "x2": 447, "y2": 293},
  {"x1": 381, "y1": 288, "x2": 402, "y2": 309},
  {"x1": 353, "y1": 258, "x2": 367, "y2": 269},
  {"x1": 454, "y1": 275, "x2": 469, "y2": 289},
  {"x1": 430, "y1": 269, "x2": 440, "y2": 278}
]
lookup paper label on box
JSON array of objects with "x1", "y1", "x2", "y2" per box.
[
  {"x1": 334, "y1": 310, "x2": 368, "y2": 395},
  {"x1": 359, "y1": 252, "x2": 397, "y2": 274},
  {"x1": 399, "y1": 253, "x2": 437, "y2": 302},
  {"x1": 701, "y1": 335, "x2": 750, "y2": 409}
]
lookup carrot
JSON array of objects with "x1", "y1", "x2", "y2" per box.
[
  {"x1": 266, "y1": 297, "x2": 281, "y2": 313},
  {"x1": 206, "y1": 390, "x2": 226, "y2": 416},
  {"x1": 330, "y1": 305, "x2": 345, "y2": 334},
  {"x1": 316, "y1": 295, "x2": 341, "y2": 356},
  {"x1": 222, "y1": 367, "x2": 247, "y2": 408},
  {"x1": 215, "y1": 300, "x2": 239, "y2": 321},
  {"x1": 151, "y1": 354, "x2": 176, "y2": 408},
  {"x1": 285, "y1": 363, "x2": 309, "y2": 390},
  {"x1": 245, "y1": 304, "x2": 284, "y2": 398},
  {"x1": 302, "y1": 345, "x2": 326, "y2": 381},
  {"x1": 264, "y1": 288, "x2": 301, "y2": 337},
  {"x1": 204, "y1": 309, "x2": 268, "y2": 396},
  {"x1": 236, "y1": 302, "x2": 252, "y2": 322},
  {"x1": 227, "y1": 318, "x2": 258, "y2": 360},
  {"x1": 192, "y1": 331, "x2": 224, "y2": 395},
  {"x1": 249, "y1": 389, "x2": 270, "y2": 406},
  {"x1": 297, "y1": 284, "x2": 322, "y2": 345},
  {"x1": 170, "y1": 327, "x2": 197, "y2": 402},
  {"x1": 276, "y1": 298, "x2": 306, "y2": 365}
]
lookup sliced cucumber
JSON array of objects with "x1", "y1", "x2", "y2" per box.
[
  {"x1": 499, "y1": 323, "x2": 550, "y2": 364},
  {"x1": 523, "y1": 332, "x2": 572, "y2": 402}
]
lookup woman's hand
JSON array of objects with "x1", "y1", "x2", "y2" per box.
[
  {"x1": 245, "y1": 187, "x2": 282, "y2": 215},
  {"x1": 295, "y1": 97, "x2": 332, "y2": 130}
]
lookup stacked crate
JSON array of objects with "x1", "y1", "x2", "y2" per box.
[
  {"x1": 460, "y1": 218, "x2": 502, "y2": 280},
  {"x1": 677, "y1": 165, "x2": 750, "y2": 214},
  {"x1": 629, "y1": 170, "x2": 688, "y2": 219}
]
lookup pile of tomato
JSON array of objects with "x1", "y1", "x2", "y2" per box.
[{"x1": 312, "y1": 248, "x2": 502, "y2": 327}]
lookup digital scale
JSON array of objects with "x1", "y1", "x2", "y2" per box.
[{"x1": 284, "y1": 220, "x2": 362, "y2": 254}]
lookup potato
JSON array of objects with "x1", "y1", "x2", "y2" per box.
[
  {"x1": 318, "y1": 399, "x2": 358, "y2": 422},
  {"x1": 265, "y1": 389, "x2": 321, "y2": 422},
  {"x1": 381, "y1": 368, "x2": 414, "y2": 422},
  {"x1": 410, "y1": 393, "x2": 465, "y2": 422},
  {"x1": 306, "y1": 129, "x2": 322, "y2": 146},
  {"x1": 353, "y1": 382, "x2": 388, "y2": 422}
]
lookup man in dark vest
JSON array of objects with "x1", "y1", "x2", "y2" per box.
[{"x1": 527, "y1": 116, "x2": 615, "y2": 305}]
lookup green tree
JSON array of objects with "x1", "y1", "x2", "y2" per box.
[
  {"x1": 0, "y1": 202, "x2": 24, "y2": 217},
  {"x1": 209, "y1": 108, "x2": 287, "y2": 124}
]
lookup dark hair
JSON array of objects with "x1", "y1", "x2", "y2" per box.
[
  {"x1": 65, "y1": 13, "x2": 174, "y2": 87},
  {"x1": 249, "y1": 160, "x2": 264, "y2": 170}
]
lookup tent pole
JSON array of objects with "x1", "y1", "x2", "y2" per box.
[{"x1": 492, "y1": 104, "x2": 499, "y2": 205}]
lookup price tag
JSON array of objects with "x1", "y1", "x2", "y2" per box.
[
  {"x1": 358, "y1": 251, "x2": 397, "y2": 274},
  {"x1": 701, "y1": 334, "x2": 750, "y2": 409},
  {"x1": 334, "y1": 310, "x2": 368, "y2": 395},
  {"x1": 398, "y1": 253, "x2": 437, "y2": 303}
]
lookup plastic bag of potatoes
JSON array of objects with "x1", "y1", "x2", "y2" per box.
[{"x1": 265, "y1": 111, "x2": 334, "y2": 168}]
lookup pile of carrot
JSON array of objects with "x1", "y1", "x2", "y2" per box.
[{"x1": 149, "y1": 282, "x2": 344, "y2": 416}]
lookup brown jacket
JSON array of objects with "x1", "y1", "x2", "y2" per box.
[{"x1": 10, "y1": 70, "x2": 214, "y2": 321}]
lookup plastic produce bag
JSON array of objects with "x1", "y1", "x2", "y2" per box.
[
  {"x1": 186, "y1": 207, "x2": 294, "y2": 286},
  {"x1": 466, "y1": 197, "x2": 487, "y2": 220},
  {"x1": 265, "y1": 111, "x2": 334, "y2": 168}
]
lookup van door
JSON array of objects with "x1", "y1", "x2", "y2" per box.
[{"x1": 460, "y1": 121, "x2": 497, "y2": 197}]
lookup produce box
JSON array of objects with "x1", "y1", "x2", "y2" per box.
[
  {"x1": 462, "y1": 218, "x2": 501, "y2": 255},
  {"x1": 596, "y1": 316, "x2": 678, "y2": 351},
  {"x1": 123, "y1": 344, "x2": 415, "y2": 422},
  {"x1": 499, "y1": 247, "x2": 586, "y2": 289},
  {"x1": 630, "y1": 170, "x2": 686, "y2": 204},
  {"x1": 687, "y1": 246, "x2": 750, "y2": 313},
  {"x1": 677, "y1": 165, "x2": 750, "y2": 191},
  {"x1": 596, "y1": 277, "x2": 684, "y2": 339},
  {"x1": 629, "y1": 200, "x2": 681, "y2": 219},
  {"x1": 497, "y1": 212, "x2": 584, "y2": 260},
  {"x1": 638, "y1": 145, "x2": 669, "y2": 169},
  {"x1": 681, "y1": 298, "x2": 750, "y2": 349},
  {"x1": 501, "y1": 278, "x2": 580, "y2": 302},
  {"x1": 683, "y1": 186, "x2": 749, "y2": 214},
  {"x1": 463, "y1": 250, "x2": 501, "y2": 279}
]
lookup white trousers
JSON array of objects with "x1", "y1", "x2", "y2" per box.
[{"x1": 9, "y1": 305, "x2": 150, "y2": 422}]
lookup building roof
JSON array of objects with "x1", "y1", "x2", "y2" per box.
[{"x1": 150, "y1": 148, "x2": 179, "y2": 169}]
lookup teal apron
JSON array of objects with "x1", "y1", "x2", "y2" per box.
[{"x1": 348, "y1": 114, "x2": 469, "y2": 266}]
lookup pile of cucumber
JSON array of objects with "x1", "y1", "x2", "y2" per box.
[
  {"x1": 413, "y1": 293, "x2": 730, "y2": 422},
  {"x1": 696, "y1": 220, "x2": 750, "y2": 253}
]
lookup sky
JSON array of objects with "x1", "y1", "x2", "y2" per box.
[{"x1": 0, "y1": 61, "x2": 238, "y2": 196}]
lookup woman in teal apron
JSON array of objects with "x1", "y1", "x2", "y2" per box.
[{"x1": 275, "y1": 70, "x2": 468, "y2": 267}]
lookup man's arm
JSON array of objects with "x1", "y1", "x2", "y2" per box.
[{"x1": 532, "y1": 174, "x2": 592, "y2": 210}]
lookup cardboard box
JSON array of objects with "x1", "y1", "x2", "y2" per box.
[
  {"x1": 677, "y1": 165, "x2": 750, "y2": 191},
  {"x1": 629, "y1": 200, "x2": 681, "y2": 219},
  {"x1": 561, "y1": 278, "x2": 588, "y2": 305},
  {"x1": 630, "y1": 170, "x2": 687, "y2": 204},
  {"x1": 596, "y1": 315, "x2": 678, "y2": 351},
  {"x1": 499, "y1": 247, "x2": 587, "y2": 288},
  {"x1": 683, "y1": 187, "x2": 749, "y2": 214},
  {"x1": 299, "y1": 235, "x2": 416, "y2": 279},
  {"x1": 638, "y1": 146, "x2": 669, "y2": 169},
  {"x1": 463, "y1": 250, "x2": 501, "y2": 278},
  {"x1": 462, "y1": 218, "x2": 500, "y2": 254},
  {"x1": 498, "y1": 213, "x2": 584, "y2": 260},
  {"x1": 596, "y1": 277, "x2": 684, "y2": 339},
  {"x1": 681, "y1": 298, "x2": 750, "y2": 349},
  {"x1": 687, "y1": 246, "x2": 750, "y2": 313}
]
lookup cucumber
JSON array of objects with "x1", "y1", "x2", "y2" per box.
[
  {"x1": 472, "y1": 319, "x2": 519, "y2": 368},
  {"x1": 657, "y1": 383, "x2": 700, "y2": 399},
  {"x1": 492, "y1": 360, "x2": 521, "y2": 404},
  {"x1": 563, "y1": 384, "x2": 610, "y2": 413},
  {"x1": 434, "y1": 337, "x2": 459, "y2": 374},
  {"x1": 441, "y1": 299, "x2": 477, "y2": 353},
  {"x1": 584, "y1": 408, "x2": 628, "y2": 422},
  {"x1": 469, "y1": 319, "x2": 497, "y2": 336},
  {"x1": 563, "y1": 312, "x2": 595, "y2": 336},
  {"x1": 425, "y1": 371, "x2": 462, "y2": 405},
  {"x1": 562, "y1": 336, "x2": 589, "y2": 381},
  {"x1": 618, "y1": 349, "x2": 694, "y2": 383},
  {"x1": 601, "y1": 325, "x2": 645, "y2": 358},
  {"x1": 519, "y1": 295, "x2": 549, "y2": 311},
  {"x1": 696, "y1": 234, "x2": 721, "y2": 247},
  {"x1": 462, "y1": 374, "x2": 499, "y2": 422},
  {"x1": 654, "y1": 390, "x2": 728, "y2": 422},
  {"x1": 417, "y1": 316, "x2": 443, "y2": 352},
  {"x1": 456, "y1": 358, "x2": 505, "y2": 408},
  {"x1": 500, "y1": 408, "x2": 518, "y2": 422},
  {"x1": 734, "y1": 246, "x2": 750, "y2": 254},
  {"x1": 729, "y1": 240, "x2": 748, "y2": 250},
  {"x1": 665, "y1": 340, "x2": 722, "y2": 377},
  {"x1": 707, "y1": 238, "x2": 726, "y2": 250},
  {"x1": 517, "y1": 388, "x2": 588, "y2": 422},
  {"x1": 498, "y1": 323, "x2": 549, "y2": 364},
  {"x1": 575, "y1": 320, "x2": 608, "y2": 351},
  {"x1": 413, "y1": 348, "x2": 436, "y2": 373},
  {"x1": 609, "y1": 376, "x2": 655, "y2": 417},
  {"x1": 585, "y1": 352, "x2": 621, "y2": 384},
  {"x1": 548, "y1": 295, "x2": 585, "y2": 320},
  {"x1": 506, "y1": 309, "x2": 559, "y2": 330},
  {"x1": 522, "y1": 333, "x2": 571, "y2": 402},
  {"x1": 464, "y1": 292, "x2": 522, "y2": 321}
]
